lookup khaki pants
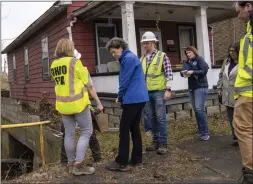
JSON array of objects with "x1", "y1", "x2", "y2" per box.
[{"x1": 234, "y1": 96, "x2": 253, "y2": 170}]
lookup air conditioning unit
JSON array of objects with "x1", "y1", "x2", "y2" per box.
[
  {"x1": 107, "y1": 61, "x2": 120, "y2": 72},
  {"x1": 96, "y1": 64, "x2": 108, "y2": 73}
]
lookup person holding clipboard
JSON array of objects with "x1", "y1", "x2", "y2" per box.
[{"x1": 180, "y1": 46, "x2": 210, "y2": 141}]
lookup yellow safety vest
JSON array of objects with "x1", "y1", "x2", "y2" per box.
[
  {"x1": 50, "y1": 57, "x2": 90, "y2": 115},
  {"x1": 141, "y1": 51, "x2": 166, "y2": 91},
  {"x1": 234, "y1": 21, "x2": 253, "y2": 99}
]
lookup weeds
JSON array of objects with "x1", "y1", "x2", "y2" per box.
[{"x1": 7, "y1": 112, "x2": 231, "y2": 183}]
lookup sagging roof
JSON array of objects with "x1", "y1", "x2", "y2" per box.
[{"x1": 1, "y1": 1, "x2": 70, "y2": 54}]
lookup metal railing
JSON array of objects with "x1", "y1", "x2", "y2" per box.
[{"x1": 1, "y1": 121, "x2": 51, "y2": 166}]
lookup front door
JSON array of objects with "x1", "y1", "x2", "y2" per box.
[{"x1": 139, "y1": 28, "x2": 163, "y2": 56}]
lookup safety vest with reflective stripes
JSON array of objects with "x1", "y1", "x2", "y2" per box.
[
  {"x1": 141, "y1": 51, "x2": 166, "y2": 91},
  {"x1": 234, "y1": 21, "x2": 253, "y2": 99},
  {"x1": 50, "y1": 57, "x2": 90, "y2": 115}
]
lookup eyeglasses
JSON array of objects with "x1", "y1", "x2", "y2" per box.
[{"x1": 142, "y1": 42, "x2": 152, "y2": 45}]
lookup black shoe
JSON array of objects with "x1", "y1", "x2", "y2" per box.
[
  {"x1": 146, "y1": 141, "x2": 159, "y2": 151},
  {"x1": 232, "y1": 141, "x2": 239, "y2": 147},
  {"x1": 93, "y1": 157, "x2": 102, "y2": 163},
  {"x1": 241, "y1": 167, "x2": 253, "y2": 184},
  {"x1": 106, "y1": 161, "x2": 129, "y2": 172},
  {"x1": 128, "y1": 160, "x2": 142, "y2": 167}
]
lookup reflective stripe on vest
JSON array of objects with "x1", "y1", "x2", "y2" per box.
[
  {"x1": 234, "y1": 86, "x2": 252, "y2": 92},
  {"x1": 242, "y1": 32, "x2": 253, "y2": 78},
  {"x1": 234, "y1": 30, "x2": 253, "y2": 93},
  {"x1": 141, "y1": 51, "x2": 163, "y2": 78},
  {"x1": 244, "y1": 65, "x2": 253, "y2": 78},
  {"x1": 69, "y1": 58, "x2": 76, "y2": 96},
  {"x1": 56, "y1": 58, "x2": 87, "y2": 102}
]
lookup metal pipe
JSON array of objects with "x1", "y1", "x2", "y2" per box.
[
  {"x1": 0, "y1": 121, "x2": 50, "y2": 129},
  {"x1": 40, "y1": 124, "x2": 45, "y2": 166},
  {"x1": 66, "y1": 17, "x2": 77, "y2": 41},
  {"x1": 1, "y1": 120, "x2": 50, "y2": 166}
]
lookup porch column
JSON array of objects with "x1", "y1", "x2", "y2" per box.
[
  {"x1": 120, "y1": 2, "x2": 137, "y2": 55},
  {"x1": 195, "y1": 6, "x2": 211, "y2": 67}
]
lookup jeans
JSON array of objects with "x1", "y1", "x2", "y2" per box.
[
  {"x1": 61, "y1": 107, "x2": 93, "y2": 163},
  {"x1": 146, "y1": 91, "x2": 168, "y2": 145},
  {"x1": 143, "y1": 104, "x2": 152, "y2": 132},
  {"x1": 115, "y1": 102, "x2": 145, "y2": 165},
  {"x1": 189, "y1": 88, "x2": 209, "y2": 136},
  {"x1": 226, "y1": 106, "x2": 238, "y2": 141}
]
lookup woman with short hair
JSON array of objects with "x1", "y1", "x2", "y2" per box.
[
  {"x1": 51, "y1": 38, "x2": 103, "y2": 175},
  {"x1": 105, "y1": 37, "x2": 149, "y2": 172}
]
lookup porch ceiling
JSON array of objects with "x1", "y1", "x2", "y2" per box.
[{"x1": 74, "y1": 1, "x2": 237, "y2": 24}]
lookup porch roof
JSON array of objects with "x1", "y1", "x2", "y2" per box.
[{"x1": 73, "y1": 1, "x2": 237, "y2": 23}]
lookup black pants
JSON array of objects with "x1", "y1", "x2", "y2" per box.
[
  {"x1": 226, "y1": 106, "x2": 237, "y2": 141},
  {"x1": 115, "y1": 102, "x2": 145, "y2": 166}
]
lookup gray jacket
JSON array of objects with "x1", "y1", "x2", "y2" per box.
[{"x1": 217, "y1": 58, "x2": 238, "y2": 107}]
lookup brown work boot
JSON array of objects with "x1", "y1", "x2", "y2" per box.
[
  {"x1": 72, "y1": 162, "x2": 95, "y2": 176},
  {"x1": 146, "y1": 141, "x2": 159, "y2": 151},
  {"x1": 157, "y1": 144, "x2": 167, "y2": 155}
]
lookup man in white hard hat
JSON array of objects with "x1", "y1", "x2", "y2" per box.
[{"x1": 140, "y1": 31, "x2": 173, "y2": 155}]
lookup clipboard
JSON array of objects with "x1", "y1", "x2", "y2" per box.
[{"x1": 181, "y1": 70, "x2": 191, "y2": 78}]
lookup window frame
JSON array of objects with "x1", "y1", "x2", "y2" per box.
[
  {"x1": 95, "y1": 23, "x2": 117, "y2": 66},
  {"x1": 178, "y1": 26, "x2": 195, "y2": 63},
  {"x1": 13, "y1": 54, "x2": 17, "y2": 81},
  {"x1": 24, "y1": 47, "x2": 29, "y2": 81},
  {"x1": 41, "y1": 35, "x2": 50, "y2": 80}
]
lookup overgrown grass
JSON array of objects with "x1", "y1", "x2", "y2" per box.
[{"x1": 8, "y1": 113, "x2": 231, "y2": 183}]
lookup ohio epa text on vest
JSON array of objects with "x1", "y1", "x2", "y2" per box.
[{"x1": 51, "y1": 65, "x2": 67, "y2": 85}]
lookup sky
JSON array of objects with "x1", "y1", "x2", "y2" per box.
[{"x1": 1, "y1": 1, "x2": 55, "y2": 72}]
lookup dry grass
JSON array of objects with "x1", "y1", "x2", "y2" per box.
[{"x1": 6, "y1": 113, "x2": 231, "y2": 184}]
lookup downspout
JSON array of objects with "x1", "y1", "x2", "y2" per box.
[
  {"x1": 233, "y1": 18, "x2": 236, "y2": 41},
  {"x1": 209, "y1": 25, "x2": 215, "y2": 66},
  {"x1": 66, "y1": 17, "x2": 77, "y2": 41}
]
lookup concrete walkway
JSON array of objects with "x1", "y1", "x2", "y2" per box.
[
  {"x1": 176, "y1": 135, "x2": 241, "y2": 183},
  {"x1": 60, "y1": 135, "x2": 242, "y2": 184}
]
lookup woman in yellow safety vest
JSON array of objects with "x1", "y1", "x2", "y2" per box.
[
  {"x1": 233, "y1": 1, "x2": 253, "y2": 184},
  {"x1": 51, "y1": 39, "x2": 103, "y2": 176}
]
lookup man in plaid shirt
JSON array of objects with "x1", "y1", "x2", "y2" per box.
[{"x1": 140, "y1": 31, "x2": 173, "y2": 155}]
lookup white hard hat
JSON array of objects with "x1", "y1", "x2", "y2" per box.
[
  {"x1": 140, "y1": 31, "x2": 158, "y2": 43},
  {"x1": 74, "y1": 49, "x2": 81, "y2": 59}
]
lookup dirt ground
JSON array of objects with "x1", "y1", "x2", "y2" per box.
[{"x1": 4, "y1": 113, "x2": 239, "y2": 184}]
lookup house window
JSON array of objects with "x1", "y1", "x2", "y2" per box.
[
  {"x1": 178, "y1": 26, "x2": 195, "y2": 62},
  {"x1": 95, "y1": 23, "x2": 117, "y2": 67},
  {"x1": 13, "y1": 54, "x2": 16, "y2": 81},
  {"x1": 24, "y1": 47, "x2": 29, "y2": 80},
  {"x1": 41, "y1": 36, "x2": 50, "y2": 79}
]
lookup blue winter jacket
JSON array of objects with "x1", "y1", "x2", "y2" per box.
[
  {"x1": 118, "y1": 49, "x2": 149, "y2": 104},
  {"x1": 180, "y1": 56, "x2": 209, "y2": 90}
]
